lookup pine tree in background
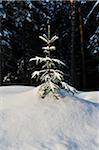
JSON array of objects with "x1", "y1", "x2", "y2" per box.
[
  {"x1": 0, "y1": 0, "x2": 98, "y2": 90},
  {"x1": 30, "y1": 25, "x2": 78, "y2": 99}
]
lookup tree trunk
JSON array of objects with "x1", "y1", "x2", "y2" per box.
[
  {"x1": 0, "y1": 19, "x2": 2, "y2": 86},
  {"x1": 70, "y1": 0, "x2": 76, "y2": 86},
  {"x1": 78, "y1": 4, "x2": 86, "y2": 89},
  {"x1": 22, "y1": 23, "x2": 27, "y2": 84},
  {"x1": 0, "y1": 47, "x2": 2, "y2": 86}
]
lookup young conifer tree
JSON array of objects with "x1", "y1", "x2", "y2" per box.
[{"x1": 30, "y1": 25, "x2": 78, "y2": 99}]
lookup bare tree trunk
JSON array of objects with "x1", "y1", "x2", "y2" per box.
[
  {"x1": 0, "y1": 47, "x2": 2, "y2": 86},
  {"x1": 78, "y1": 4, "x2": 86, "y2": 89},
  {"x1": 22, "y1": 23, "x2": 27, "y2": 84},
  {"x1": 0, "y1": 19, "x2": 2, "y2": 86},
  {"x1": 70, "y1": 0, "x2": 76, "y2": 86}
]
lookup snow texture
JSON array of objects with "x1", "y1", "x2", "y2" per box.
[
  {"x1": 0, "y1": 86, "x2": 99, "y2": 150},
  {"x1": 77, "y1": 91, "x2": 99, "y2": 103}
]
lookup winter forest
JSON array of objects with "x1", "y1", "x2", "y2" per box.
[
  {"x1": 0, "y1": 0, "x2": 99, "y2": 91},
  {"x1": 0, "y1": 1, "x2": 99, "y2": 150}
]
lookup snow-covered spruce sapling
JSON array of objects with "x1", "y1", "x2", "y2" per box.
[{"x1": 30, "y1": 26, "x2": 78, "y2": 99}]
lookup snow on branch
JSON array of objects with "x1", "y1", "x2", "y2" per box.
[
  {"x1": 42, "y1": 46, "x2": 56, "y2": 51},
  {"x1": 31, "y1": 70, "x2": 46, "y2": 79},
  {"x1": 30, "y1": 56, "x2": 65, "y2": 67},
  {"x1": 84, "y1": 0, "x2": 99, "y2": 25},
  {"x1": 87, "y1": 26, "x2": 99, "y2": 53},
  {"x1": 61, "y1": 82, "x2": 78, "y2": 95},
  {"x1": 39, "y1": 35, "x2": 59, "y2": 44},
  {"x1": 52, "y1": 58, "x2": 65, "y2": 66},
  {"x1": 30, "y1": 56, "x2": 44, "y2": 65}
]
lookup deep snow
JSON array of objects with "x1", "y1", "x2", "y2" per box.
[
  {"x1": 77, "y1": 91, "x2": 99, "y2": 103},
  {"x1": 0, "y1": 86, "x2": 99, "y2": 150}
]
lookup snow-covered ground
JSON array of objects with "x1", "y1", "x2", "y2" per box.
[
  {"x1": 0, "y1": 86, "x2": 99, "y2": 150},
  {"x1": 0, "y1": 86, "x2": 34, "y2": 96},
  {"x1": 77, "y1": 91, "x2": 99, "y2": 103}
]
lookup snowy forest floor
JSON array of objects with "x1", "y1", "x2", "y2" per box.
[{"x1": 0, "y1": 86, "x2": 99, "y2": 150}]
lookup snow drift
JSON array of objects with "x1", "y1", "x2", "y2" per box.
[
  {"x1": 0, "y1": 86, "x2": 99, "y2": 150},
  {"x1": 77, "y1": 91, "x2": 99, "y2": 103}
]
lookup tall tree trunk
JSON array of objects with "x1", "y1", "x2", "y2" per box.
[
  {"x1": 0, "y1": 18, "x2": 2, "y2": 85},
  {"x1": 78, "y1": 3, "x2": 86, "y2": 89},
  {"x1": 70, "y1": 0, "x2": 76, "y2": 86},
  {"x1": 22, "y1": 23, "x2": 27, "y2": 84},
  {"x1": 0, "y1": 47, "x2": 2, "y2": 86}
]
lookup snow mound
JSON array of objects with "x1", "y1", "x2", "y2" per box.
[
  {"x1": 0, "y1": 86, "x2": 99, "y2": 150},
  {"x1": 77, "y1": 91, "x2": 99, "y2": 103},
  {"x1": 0, "y1": 85, "x2": 34, "y2": 96}
]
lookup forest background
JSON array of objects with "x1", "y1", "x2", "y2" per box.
[{"x1": 0, "y1": 0, "x2": 99, "y2": 91}]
